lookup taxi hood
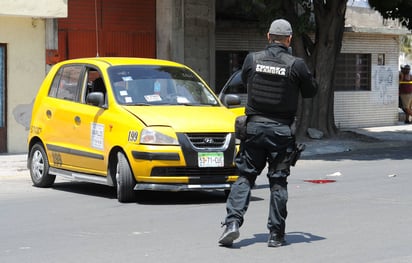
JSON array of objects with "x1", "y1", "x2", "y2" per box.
[{"x1": 123, "y1": 106, "x2": 237, "y2": 132}]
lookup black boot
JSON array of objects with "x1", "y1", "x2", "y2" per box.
[
  {"x1": 218, "y1": 221, "x2": 239, "y2": 246},
  {"x1": 268, "y1": 232, "x2": 286, "y2": 247}
]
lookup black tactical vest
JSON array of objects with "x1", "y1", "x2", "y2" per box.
[{"x1": 247, "y1": 49, "x2": 298, "y2": 119}]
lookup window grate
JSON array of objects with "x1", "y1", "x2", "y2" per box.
[{"x1": 334, "y1": 53, "x2": 371, "y2": 91}]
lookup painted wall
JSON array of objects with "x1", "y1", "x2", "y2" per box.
[
  {"x1": 346, "y1": 5, "x2": 401, "y2": 28},
  {"x1": 183, "y1": 0, "x2": 215, "y2": 85},
  {"x1": 156, "y1": 0, "x2": 215, "y2": 85},
  {"x1": 156, "y1": 0, "x2": 185, "y2": 63},
  {"x1": 0, "y1": 17, "x2": 46, "y2": 153},
  {"x1": 0, "y1": 0, "x2": 67, "y2": 18}
]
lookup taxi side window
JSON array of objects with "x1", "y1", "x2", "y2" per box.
[
  {"x1": 226, "y1": 71, "x2": 246, "y2": 94},
  {"x1": 223, "y1": 71, "x2": 247, "y2": 106},
  {"x1": 49, "y1": 65, "x2": 83, "y2": 102},
  {"x1": 84, "y1": 68, "x2": 106, "y2": 104}
]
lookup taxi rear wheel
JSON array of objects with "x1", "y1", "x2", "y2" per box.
[
  {"x1": 29, "y1": 143, "x2": 56, "y2": 187},
  {"x1": 115, "y1": 152, "x2": 136, "y2": 203}
]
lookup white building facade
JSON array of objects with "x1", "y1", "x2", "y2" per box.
[{"x1": 334, "y1": 5, "x2": 407, "y2": 128}]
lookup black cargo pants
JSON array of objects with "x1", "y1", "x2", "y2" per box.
[{"x1": 225, "y1": 120, "x2": 295, "y2": 236}]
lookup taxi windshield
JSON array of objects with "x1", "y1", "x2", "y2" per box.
[{"x1": 108, "y1": 66, "x2": 219, "y2": 106}]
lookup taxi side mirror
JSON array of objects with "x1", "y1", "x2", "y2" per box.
[
  {"x1": 223, "y1": 94, "x2": 241, "y2": 107},
  {"x1": 86, "y1": 92, "x2": 106, "y2": 108}
]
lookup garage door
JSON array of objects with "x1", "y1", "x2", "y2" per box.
[{"x1": 58, "y1": 0, "x2": 156, "y2": 60}]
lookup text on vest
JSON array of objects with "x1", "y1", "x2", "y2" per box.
[{"x1": 255, "y1": 64, "x2": 286, "y2": 76}]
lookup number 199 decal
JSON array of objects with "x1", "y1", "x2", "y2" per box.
[{"x1": 128, "y1": 131, "x2": 139, "y2": 142}]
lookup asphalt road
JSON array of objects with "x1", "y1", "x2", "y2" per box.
[{"x1": 1, "y1": 145, "x2": 411, "y2": 263}]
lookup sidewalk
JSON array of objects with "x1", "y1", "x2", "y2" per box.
[
  {"x1": 0, "y1": 152, "x2": 27, "y2": 176},
  {"x1": 1, "y1": 123, "x2": 411, "y2": 175},
  {"x1": 302, "y1": 122, "x2": 412, "y2": 156}
]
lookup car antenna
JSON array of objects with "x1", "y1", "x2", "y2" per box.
[{"x1": 94, "y1": 0, "x2": 100, "y2": 57}]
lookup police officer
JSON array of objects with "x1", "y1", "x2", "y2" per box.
[{"x1": 218, "y1": 18, "x2": 318, "y2": 247}]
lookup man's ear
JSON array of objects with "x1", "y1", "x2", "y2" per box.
[{"x1": 286, "y1": 35, "x2": 292, "y2": 46}]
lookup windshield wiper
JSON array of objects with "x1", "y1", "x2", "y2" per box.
[{"x1": 126, "y1": 103, "x2": 152, "y2": 106}]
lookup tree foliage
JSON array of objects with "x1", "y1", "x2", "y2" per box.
[
  {"x1": 400, "y1": 35, "x2": 412, "y2": 54},
  {"x1": 369, "y1": 1, "x2": 412, "y2": 68},
  {"x1": 368, "y1": 0, "x2": 412, "y2": 29}
]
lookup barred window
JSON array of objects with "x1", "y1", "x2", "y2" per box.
[{"x1": 334, "y1": 53, "x2": 371, "y2": 91}]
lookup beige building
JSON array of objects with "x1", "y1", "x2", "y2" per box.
[{"x1": 0, "y1": 1, "x2": 67, "y2": 153}]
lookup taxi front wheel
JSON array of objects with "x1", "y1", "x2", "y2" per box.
[
  {"x1": 29, "y1": 143, "x2": 56, "y2": 187},
  {"x1": 115, "y1": 152, "x2": 136, "y2": 203}
]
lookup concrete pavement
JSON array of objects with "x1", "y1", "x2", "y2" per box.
[
  {"x1": 1, "y1": 122, "x2": 411, "y2": 175},
  {"x1": 1, "y1": 123, "x2": 411, "y2": 263},
  {"x1": 302, "y1": 122, "x2": 412, "y2": 156},
  {"x1": 0, "y1": 152, "x2": 27, "y2": 177}
]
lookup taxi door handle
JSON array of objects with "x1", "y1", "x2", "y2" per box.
[
  {"x1": 46, "y1": 110, "x2": 52, "y2": 119},
  {"x1": 74, "y1": 116, "x2": 81, "y2": 125}
]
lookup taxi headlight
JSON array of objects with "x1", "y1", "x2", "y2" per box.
[{"x1": 140, "y1": 127, "x2": 179, "y2": 145}]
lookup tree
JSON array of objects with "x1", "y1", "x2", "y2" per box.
[{"x1": 296, "y1": 0, "x2": 347, "y2": 138}]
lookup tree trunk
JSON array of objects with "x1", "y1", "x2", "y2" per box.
[{"x1": 291, "y1": 0, "x2": 347, "y2": 138}]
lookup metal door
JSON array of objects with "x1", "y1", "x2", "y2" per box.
[{"x1": 57, "y1": 0, "x2": 156, "y2": 60}]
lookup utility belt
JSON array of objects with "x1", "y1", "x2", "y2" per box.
[
  {"x1": 235, "y1": 115, "x2": 294, "y2": 140},
  {"x1": 248, "y1": 115, "x2": 293, "y2": 125},
  {"x1": 235, "y1": 114, "x2": 304, "y2": 167},
  {"x1": 250, "y1": 114, "x2": 305, "y2": 167}
]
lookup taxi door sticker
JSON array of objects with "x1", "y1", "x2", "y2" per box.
[{"x1": 91, "y1": 123, "x2": 104, "y2": 150}]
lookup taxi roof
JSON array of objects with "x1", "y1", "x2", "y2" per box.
[{"x1": 57, "y1": 57, "x2": 185, "y2": 68}]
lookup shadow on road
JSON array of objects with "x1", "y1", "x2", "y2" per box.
[
  {"x1": 302, "y1": 144, "x2": 411, "y2": 161},
  {"x1": 52, "y1": 182, "x2": 117, "y2": 200},
  {"x1": 224, "y1": 231, "x2": 326, "y2": 248},
  {"x1": 51, "y1": 181, "x2": 265, "y2": 205}
]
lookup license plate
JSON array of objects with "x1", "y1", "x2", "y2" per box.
[{"x1": 198, "y1": 152, "x2": 224, "y2": 167}]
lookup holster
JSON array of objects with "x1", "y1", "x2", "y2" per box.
[
  {"x1": 235, "y1": 115, "x2": 247, "y2": 140},
  {"x1": 289, "y1": 143, "x2": 306, "y2": 166}
]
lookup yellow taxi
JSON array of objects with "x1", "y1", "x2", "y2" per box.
[{"x1": 27, "y1": 57, "x2": 240, "y2": 202}]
